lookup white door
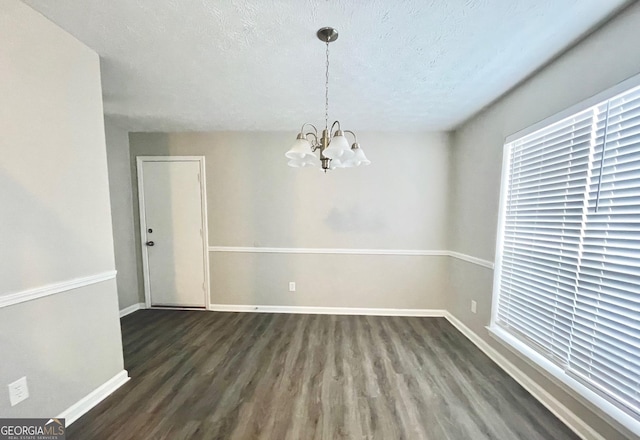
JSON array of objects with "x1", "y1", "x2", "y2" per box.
[{"x1": 137, "y1": 157, "x2": 208, "y2": 308}]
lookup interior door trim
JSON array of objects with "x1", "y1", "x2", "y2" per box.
[{"x1": 136, "y1": 156, "x2": 211, "y2": 310}]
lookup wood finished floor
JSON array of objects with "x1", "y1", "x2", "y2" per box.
[{"x1": 68, "y1": 310, "x2": 578, "y2": 440}]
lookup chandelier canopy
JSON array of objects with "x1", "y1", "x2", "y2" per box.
[{"x1": 285, "y1": 27, "x2": 370, "y2": 172}]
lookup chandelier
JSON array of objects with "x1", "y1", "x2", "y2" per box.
[{"x1": 285, "y1": 27, "x2": 370, "y2": 172}]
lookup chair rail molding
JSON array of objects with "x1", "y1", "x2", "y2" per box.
[
  {"x1": 208, "y1": 246, "x2": 494, "y2": 269},
  {"x1": 0, "y1": 271, "x2": 117, "y2": 309}
]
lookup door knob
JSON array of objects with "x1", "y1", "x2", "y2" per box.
[{"x1": 146, "y1": 241, "x2": 155, "y2": 246}]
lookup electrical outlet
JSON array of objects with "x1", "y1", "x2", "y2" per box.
[
  {"x1": 8, "y1": 377, "x2": 29, "y2": 406},
  {"x1": 289, "y1": 282, "x2": 296, "y2": 292},
  {"x1": 471, "y1": 300, "x2": 477, "y2": 314}
]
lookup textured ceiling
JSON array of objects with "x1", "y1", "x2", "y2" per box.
[{"x1": 22, "y1": 0, "x2": 628, "y2": 131}]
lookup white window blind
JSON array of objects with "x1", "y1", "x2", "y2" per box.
[{"x1": 495, "y1": 84, "x2": 640, "y2": 419}]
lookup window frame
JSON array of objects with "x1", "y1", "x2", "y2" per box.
[{"x1": 489, "y1": 72, "x2": 640, "y2": 439}]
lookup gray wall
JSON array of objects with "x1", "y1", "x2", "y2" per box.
[
  {"x1": 129, "y1": 131, "x2": 450, "y2": 309},
  {"x1": 448, "y1": 3, "x2": 640, "y2": 439},
  {"x1": 104, "y1": 118, "x2": 143, "y2": 308},
  {"x1": 0, "y1": 1, "x2": 125, "y2": 417}
]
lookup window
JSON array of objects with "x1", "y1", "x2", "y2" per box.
[{"x1": 492, "y1": 80, "x2": 640, "y2": 434}]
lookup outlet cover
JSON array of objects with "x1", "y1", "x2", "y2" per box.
[
  {"x1": 8, "y1": 376, "x2": 29, "y2": 406},
  {"x1": 471, "y1": 300, "x2": 477, "y2": 314},
  {"x1": 289, "y1": 282, "x2": 296, "y2": 292}
]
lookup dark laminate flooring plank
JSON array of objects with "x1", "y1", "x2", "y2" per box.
[
  {"x1": 67, "y1": 311, "x2": 579, "y2": 440},
  {"x1": 380, "y1": 317, "x2": 451, "y2": 440}
]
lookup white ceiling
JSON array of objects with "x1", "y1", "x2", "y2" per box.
[{"x1": 23, "y1": 0, "x2": 628, "y2": 132}]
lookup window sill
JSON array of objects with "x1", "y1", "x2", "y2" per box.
[{"x1": 487, "y1": 325, "x2": 640, "y2": 439}]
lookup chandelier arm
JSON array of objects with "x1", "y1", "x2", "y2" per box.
[
  {"x1": 344, "y1": 130, "x2": 357, "y2": 143},
  {"x1": 330, "y1": 120, "x2": 341, "y2": 134},
  {"x1": 304, "y1": 132, "x2": 321, "y2": 151},
  {"x1": 300, "y1": 123, "x2": 318, "y2": 135}
]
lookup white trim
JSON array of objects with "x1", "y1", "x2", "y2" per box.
[
  {"x1": 208, "y1": 246, "x2": 448, "y2": 256},
  {"x1": 148, "y1": 306, "x2": 208, "y2": 312},
  {"x1": 210, "y1": 304, "x2": 447, "y2": 317},
  {"x1": 0, "y1": 271, "x2": 117, "y2": 309},
  {"x1": 444, "y1": 313, "x2": 606, "y2": 440},
  {"x1": 136, "y1": 156, "x2": 210, "y2": 310},
  {"x1": 447, "y1": 251, "x2": 495, "y2": 269},
  {"x1": 490, "y1": 140, "x2": 513, "y2": 325},
  {"x1": 134, "y1": 155, "x2": 204, "y2": 162},
  {"x1": 200, "y1": 158, "x2": 211, "y2": 309},
  {"x1": 489, "y1": 325, "x2": 640, "y2": 439},
  {"x1": 505, "y1": 72, "x2": 640, "y2": 143},
  {"x1": 58, "y1": 370, "x2": 129, "y2": 426},
  {"x1": 119, "y1": 302, "x2": 145, "y2": 318},
  {"x1": 136, "y1": 157, "x2": 151, "y2": 308},
  {"x1": 208, "y1": 246, "x2": 495, "y2": 269}
]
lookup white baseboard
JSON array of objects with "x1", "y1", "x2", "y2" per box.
[
  {"x1": 119, "y1": 302, "x2": 145, "y2": 318},
  {"x1": 58, "y1": 370, "x2": 129, "y2": 426},
  {"x1": 209, "y1": 304, "x2": 447, "y2": 317},
  {"x1": 444, "y1": 313, "x2": 604, "y2": 440}
]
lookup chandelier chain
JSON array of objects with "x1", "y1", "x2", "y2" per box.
[{"x1": 325, "y1": 41, "x2": 329, "y2": 131}]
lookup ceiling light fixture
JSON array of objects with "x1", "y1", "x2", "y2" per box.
[{"x1": 285, "y1": 27, "x2": 370, "y2": 172}]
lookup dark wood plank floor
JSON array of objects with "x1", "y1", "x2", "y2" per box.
[{"x1": 68, "y1": 310, "x2": 578, "y2": 439}]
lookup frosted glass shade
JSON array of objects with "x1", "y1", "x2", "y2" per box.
[
  {"x1": 322, "y1": 134, "x2": 354, "y2": 160},
  {"x1": 341, "y1": 144, "x2": 370, "y2": 167},
  {"x1": 353, "y1": 147, "x2": 371, "y2": 166},
  {"x1": 304, "y1": 155, "x2": 321, "y2": 167},
  {"x1": 287, "y1": 158, "x2": 305, "y2": 167},
  {"x1": 340, "y1": 156, "x2": 357, "y2": 167},
  {"x1": 285, "y1": 137, "x2": 315, "y2": 160},
  {"x1": 288, "y1": 156, "x2": 319, "y2": 168}
]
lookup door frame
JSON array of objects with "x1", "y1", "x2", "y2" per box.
[{"x1": 136, "y1": 156, "x2": 210, "y2": 310}]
